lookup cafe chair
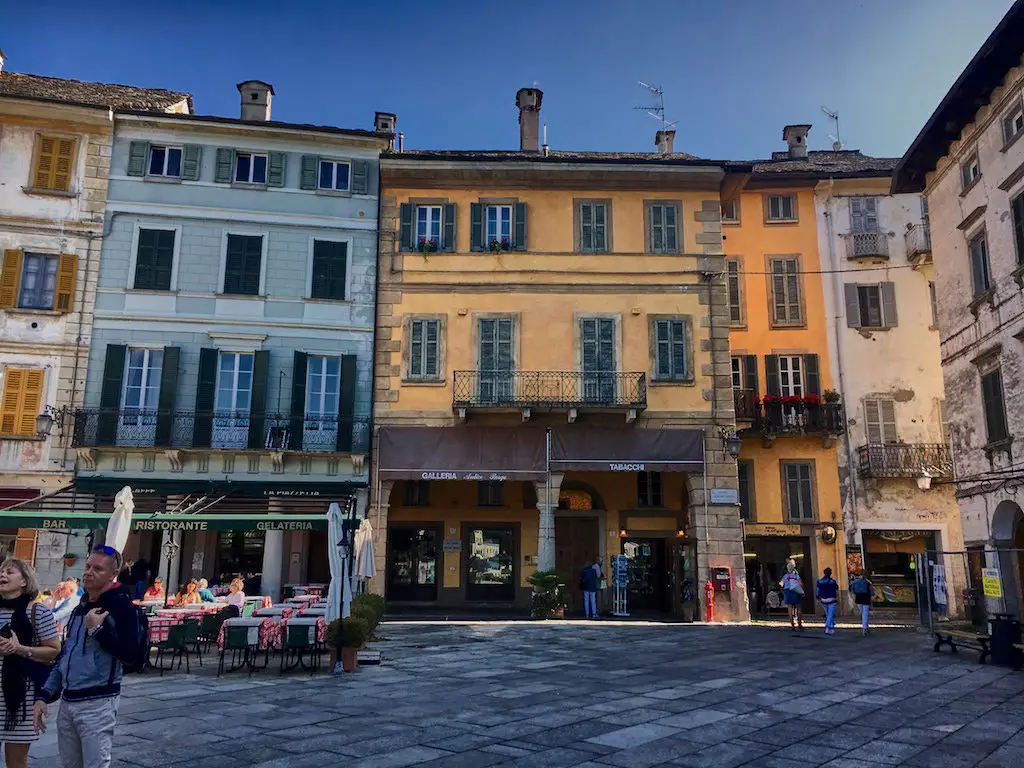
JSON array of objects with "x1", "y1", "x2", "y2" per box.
[
  {"x1": 199, "y1": 612, "x2": 225, "y2": 654},
  {"x1": 151, "y1": 623, "x2": 188, "y2": 677},
  {"x1": 279, "y1": 624, "x2": 318, "y2": 675},
  {"x1": 181, "y1": 617, "x2": 203, "y2": 669}
]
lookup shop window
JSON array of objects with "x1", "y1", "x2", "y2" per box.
[
  {"x1": 403, "y1": 480, "x2": 430, "y2": 507},
  {"x1": 477, "y1": 481, "x2": 504, "y2": 507},
  {"x1": 637, "y1": 471, "x2": 663, "y2": 508}
]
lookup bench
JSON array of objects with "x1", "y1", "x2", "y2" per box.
[{"x1": 934, "y1": 629, "x2": 990, "y2": 664}]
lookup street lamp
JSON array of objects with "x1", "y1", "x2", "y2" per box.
[
  {"x1": 722, "y1": 431, "x2": 742, "y2": 460},
  {"x1": 36, "y1": 406, "x2": 66, "y2": 438},
  {"x1": 161, "y1": 537, "x2": 180, "y2": 607}
]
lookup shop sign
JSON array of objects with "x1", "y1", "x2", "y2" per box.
[
  {"x1": 0, "y1": 513, "x2": 326, "y2": 532},
  {"x1": 609, "y1": 463, "x2": 645, "y2": 472},
  {"x1": 744, "y1": 523, "x2": 802, "y2": 537},
  {"x1": 421, "y1": 472, "x2": 510, "y2": 481},
  {"x1": 442, "y1": 539, "x2": 462, "y2": 553},
  {"x1": 982, "y1": 568, "x2": 1003, "y2": 598},
  {"x1": 710, "y1": 489, "x2": 739, "y2": 505}
]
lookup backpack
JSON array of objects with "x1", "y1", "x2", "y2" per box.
[{"x1": 116, "y1": 605, "x2": 150, "y2": 674}]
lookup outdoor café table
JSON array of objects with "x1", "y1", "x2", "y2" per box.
[
  {"x1": 216, "y1": 617, "x2": 280, "y2": 651},
  {"x1": 290, "y1": 585, "x2": 325, "y2": 597},
  {"x1": 285, "y1": 595, "x2": 319, "y2": 605},
  {"x1": 253, "y1": 605, "x2": 295, "y2": 618},
  {"x1": 148, "y1": 617, "x2": 178, "y2": 644},
  {"x1": 298, "y1": 605, "x2": 327, "y2": 617},
  {"x1": 275, "y1": 616, "x2": 327, "y2": 648}
]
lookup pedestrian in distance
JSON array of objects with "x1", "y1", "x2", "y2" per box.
[
  {"x1": 579, "y1": 561, "x2": 599, "y2": 620},
  {"x1": 33, "y1": 547, "x2": 144, "y2": 768},
  {"x1": 816, "y1": 567, "x2": 839, "y2": 636},
  {"x1": 850, "y1": 571, "x2": 874, "y2": 635},
  {"x1": 0, "y1": 559, "x2": 62, "y2": 768},
  {"x1": 780, "y1": 561, "x2": 804, "y2": 631}
]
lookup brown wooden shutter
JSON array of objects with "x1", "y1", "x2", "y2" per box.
[
  {"x1": 53, "y1": 138, "x2": 75, "y2": 192},
  {"x1": 0, "y1": 368, "x2": 43, "y2": 436},
  {"x1": 0, "y1": 249, "x2": 23, "y2": 309},
  {"x1": 13, "y1": 529, "x2": 37, "y2": 563},
  {"x1": 55, "y1": 253, "x2": 77, "y2": 312},
  {"x1": 34, "y1": 136, "x2": 55, "y2": 189}
]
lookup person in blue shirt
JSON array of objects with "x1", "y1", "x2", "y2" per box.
[
  {"x1": 196, "y1": 579, "x2": 216, "y2": 603},
  {"x1": 579, "y1": 563, "x2": 599, "y2": 619},
  {"x1": 816, "y1": 567, "x2": 839, "y2": 635}
]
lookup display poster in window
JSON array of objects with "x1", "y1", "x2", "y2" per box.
[
  {"x1": 931, "y1": 563, "x2": 947, "y2": 607},
  {"x1": 982, "y1": 568, "x2": 1003, "y2": 598},
  {"x1": 611, "y1": 555, "x2": 629, "y2": 588}
]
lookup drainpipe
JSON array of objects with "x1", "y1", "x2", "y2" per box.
[{"x1": 368, "y1": 162, "x2": 383, "y2": 539}]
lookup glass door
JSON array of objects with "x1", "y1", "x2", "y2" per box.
[
  {"x1": 622, "y1": 538, "x2": 666, "y2": 611},
  {"x1": 581, "y1": 318, "x2": 615, "y2": 403},
  {"x1": 386, "y1": 526, "x2": 440, "y2": 601},
  {"x1": 118, "y1": 348, "x2": 163, "y2": 447},
  {"x1": 465, "y1": 526, "x2": 515, "y2": 601},
  {"x1": 213, "y1": 352, "x2": 253, "y2": 449},
  {"x1": 304, "y1": 355, "x2": 340, "y2": 450}
]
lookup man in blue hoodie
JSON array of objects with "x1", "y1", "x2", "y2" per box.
[
  {"x1": 816, "y1": 567, "x2": 839, "y2": 636},
  {"x1": 33, "y1": 547, "x2": 140, "y2": 768}
]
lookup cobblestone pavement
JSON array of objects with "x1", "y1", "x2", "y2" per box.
[{"x1": 27, "y1": 619, "x2": 1024, "y2": 767}]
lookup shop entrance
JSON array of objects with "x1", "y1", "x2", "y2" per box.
[
  {"x1": 555, "y1": 517, "x2": 600, "y2": 614},
  {"x1": 863, "y1": 530, "x2": 936, "y2": 609},
  {"x1": 745, "y1": 537, "x2": 814, "y2": 614},
  {"x1": 387, "y1": 525, "x2": 441, "y2": 602},
  {"x1": 465, "y1": 525, "x2": 516, "y2": 602},
  {"x1": 216, "y1": 531, "x2": 265, "y2": 583},
  {"x1": 623, "y1": 538, "x2": 667, "y2": 612}
]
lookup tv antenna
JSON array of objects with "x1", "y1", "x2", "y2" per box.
[
  {"x1": 821, "y1": 105, "x2": 842, "y2": 150},
  {"x1": 636, "y1": 81, "x2": 677, "y2": 135}
]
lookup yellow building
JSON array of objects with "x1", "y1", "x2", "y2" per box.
[
  {"x1": 725, "y1": 126, "x2": 847, "y2": 615},
  {"x1": 371, "y1": 88, "x2": 750, "y2": 620}
]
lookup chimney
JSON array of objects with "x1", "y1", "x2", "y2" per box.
[
  {"x1": 237, "y1": 80, "x2": 274, "y2": 122},
  {"x1": 375, "y1": 111, "x2": 397, "y2": 150},
  {"x1": 655, "y1": 129, "x2": 676, "y2": 155},
  {"x1": 516, "y1": 87, "x2": 543, "y2": 152},
  {"x1": 782, "y1": 124, "x2": 811, "y2": 159},
  {"x1": 0, "y1": 50, "x2": 5, "y2": 73}
]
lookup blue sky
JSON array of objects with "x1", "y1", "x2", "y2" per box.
[{"x1": 2, "y1": 0, "x2": 1015, "y2": 159}]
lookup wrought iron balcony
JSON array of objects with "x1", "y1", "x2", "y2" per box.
[
  {"x1": 843, "y1": 231, "x2": 889, "y2": 261},
  {"x1": 742, "y1": 399, "x2": 846, "y2": 437},
  {"x1": 857, "y1": 443, "x2": 952, "y2": 479},
  {"x1": 452, "y1": 370, "x2": 647, "y2": 410},
  {"x1": 71, "y1": 409, "x2": 370, "y2": 453},
  {"x1": 904, "y1": 224, "x2": 932, "y2": 262},
  {"x1": 733, "y1": 389, "x2": 757, "y2": 423}
]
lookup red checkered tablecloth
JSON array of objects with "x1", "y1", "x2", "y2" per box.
[
  {"x1": 253, "y1": 605, "x2": 294, "y2": 618},
  {"x1": 275, "y1": 617, "x2": 326, "y2": 648},
  {"x1": 217, "y1": 617, "x2": 279, "y2": 650},
  {"x1": 148, "y1": 617, "x2": 180, "y2": 643}
]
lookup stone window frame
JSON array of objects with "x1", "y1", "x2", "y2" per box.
[
  {"x1": 960, "y1": 153, "x2": 982, "y2": 196},
  {"x1": 573, "y1": 198, "x2": 613, "y2": 254},
  {"x1": 1001, "y1": 97, "x2": 1024, "y2": 151},
  {"x1": 765, "y1": 254, "x2": 807, "y2": 329},
  {"x1": 721, "y1": 198, "x2": 741, "y2": 226},
  {"x1": 726, "y1": 257, "x2": 746, "y2": 328},
  {"x1": 574, "y1": 312, "x2": 622, "y2": 374},
  {"x1": 402, "y1": 197, "x2": 453, "y2": 253},
  {"x1": 647, "y1": 314, "x2": 695, "y2": 385},
  {"x1": 471, "y1": 311, "x2": 522, "y2": 373},
  {"x1": 27, "y1": 132, "x2": 79, "y2": 196},
  {"x1": 643, "y1": 199, "x2": 682, "y2": 254},
  {"x1": 779, "y1": 459, "x2": 818, "y2": 523},
  {"x1": 762, "y1": 193, "x2": 799, "y2": 224},
  {"x1": 305, "y1": 234, "x2": 354, "y2": 303},
  {"x1": 401, "y1": 313, "x2": 447, "y2": 385}
]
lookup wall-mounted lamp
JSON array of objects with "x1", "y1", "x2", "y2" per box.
[
  {"x1": 618, "y1": 528, "x2": 628, "y2": 538},
  {"x1": 719, "y1": 428, "x2": 742, "y2": 460},
  {"x1": 675, "y1": 529, "x2": 687, "y2": 538},
  {"x1": 36, "y1": 406, "x2": 66, "y2": 438}
]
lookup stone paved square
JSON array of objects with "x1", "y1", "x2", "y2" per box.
[{"x1": 27, "y1": 620, "x2": 1024, "y2": 767}]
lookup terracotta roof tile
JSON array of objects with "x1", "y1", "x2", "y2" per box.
[
  {"x1": 0, "y1": 71, "x2": 192, "y2": 112},
  {"x1": 750, "y1": 150, "x2": 900, "y2": 176}
]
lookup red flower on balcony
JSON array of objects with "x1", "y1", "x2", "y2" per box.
[
  {"x1": 802, "y1": 394, "x2": 821, "y2": 405},
  {"x1": 780, "y1": 395, "x2": 802, "y2": 406},
  {"x1": 761, "y1": 394, "x2": 781, "y2": 405}
]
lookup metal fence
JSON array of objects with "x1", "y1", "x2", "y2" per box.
[{"x1": 914, "y1": 548, "x2": 1024, "y2": 632}]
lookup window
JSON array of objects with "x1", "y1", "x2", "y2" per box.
[
  {"x1": 726, "y1": 259, "x2": 743, "y2": 325},
  {"x1": 864, "y1": 398, "x2": 897, "y2": 444},
  {"x1": 782, "y1": 462, "x2": 815, "y2": 522},
  {"x1": 961, "y1": 155, "x2": 980, "y2": 190},
  {"x1": 310, "y1": 240, "x2": 347, "y2": 301},
  {"x1": 653, "y1": 318, "x2": 690, "y2": 381},
  {"x1": 478, "y1": 317, "x2": 514, "y2": 402},
  {"x1": 968, "y1": 232, "x2": 991, "y2": 296},
  {"x1": 858, "y1": 285, "x2": 883, "y2": 328},
  {"x1": 578, "y1": 201, "x2": 609, "y2": 253},
  {"x1": 215, "y1": 353, "x2": 254, "y2": 414},
  {"x1": 766, "y1": 194, "x2": 797, "y2": 222},
  {"x1": 134, "y1": 229, "x2": 175, "y2": 291},
  {"x1": 0, "y1": 368, "x2": 44, "y2": 436},
  {"x1": 223, "y1": 234, "x2": 263, "y2": 296},
  {"x1": 148, "y1": 146, "x2": 181, "y2": 178},
  {"x1": 647, "y1": 202, "x2": 679, "y2": 254},
  {"x1": 731, "y1": 357, "x2": 743, "y2": 389},
  {"x1": 17, "y1": 253, "x2": 58, "y2": 310},
  {"x1": 929, "y1": 282, "x2": 938, "y2": 327},
  {"x1": 778, "y1": 356, "x2": 803, "y2": 397},
  {"x1": 737, "y1": 461, "x2": 754, "y2": 521},
  {"x1": 318, "y1": 160, "x2": 350, "y2": 192},
  {"x1": 404, "y1": 480, "x2": 430, "y2": 507},
  {"x1": 234, "y1": 152, "x2": 267, "y2": 184},
  {"x1": 769, "y1": 257, "x2": 802, "y2": 325},
  {"x1": 850, "y1": 197, "x2": 879, "y2": 233},
  {"x1": 122, "y1": 348, "x2": 163, "y2": 414},
  {"x1": 408, "y1": 319, "x2": 440, "y2": 379},
  {"x1": 845, "y1": 283, "x2": 897, "y2": 329},
  {"x1": 981, "y1": 368, "x2": 1009, "y2": 444},
  {"x1": 31, "y1": 135, "x2": 75, "y2": 192},
  {"x1": 477, "y1": 481, "x2": 505, "y2": 507},
  {"x1": 637, "y1": 471, "x2": 663, "y2": 507},
  {"x1": 1004, "y1": 105, "x2": 1024, "y2": 146},
  {"x1": 416, "y1": 205, "x2": 443, "y2": 249},
  {"x1": 721, "y1": 199, "x2": 740, "y2": 224},
  {"x1": 485, "y1": 205, "x2": 512, "y2": 249},
  {"x1": 1013, "y1": 193, "x2": 1024, "y2": 265},
  {"x1": 306, "y1": 356, "x2": 340, "y2": 419},
  {"x1": 937, "y1": 398, "x2": 949, "y2": 445}
]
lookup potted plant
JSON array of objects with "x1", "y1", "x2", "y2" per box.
[
  {"x1": 527, "y1": 569, "x2": 566, "y2": 619},
  {"x1": 62, "y1": 553, "x2": 77, "y2": 567},
  {"x1": 418, "y1": 237, "x2": 439, "y2": 254},
  {"x1": 327, "y1": 617, "x2": 368, "y2": 672},
  {"x1": 822, "y1": 389, "x2": 841, "y2": 404},
  {"x1": 489, "y1": 237, "x2": 511, "y2": 253}
]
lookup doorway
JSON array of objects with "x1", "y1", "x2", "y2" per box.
[
  {"x1": 745, "y1": 537, "x2": 814, "y2": 614},
  {"x1": 623, "y1": 538, "x2": 667, "y2": 612},
  {"x1": 386, "y1": 525, "x2": 441, "y2": 601},
  {"x1": 555, "y1": 517, "x2": 600, "y2": 614},
  {"x1": 464, "y1": 525, "x2": 516, "y2": 602}
]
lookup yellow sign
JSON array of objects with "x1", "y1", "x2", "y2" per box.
[
  {"x1": 744, "y1": 523, "x2": 802, "y2": 537},
  {"x1": 982, "y1": 568, "x2": 1003, "y2": 598}
]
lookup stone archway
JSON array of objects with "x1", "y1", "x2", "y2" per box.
[
  {"x1": 992, "y1": 500, "x2": 1023, "y2": 545},
  {"x1": 558, "y1": 480, "x2": 606, "y2": 511},
  {"x1": 991, "y1": 500, "x2": 1024, "y2": 617}
]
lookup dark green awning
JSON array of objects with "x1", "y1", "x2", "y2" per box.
[{"x1": 0, "y1": 512, "x2": 327, "y2": 532}]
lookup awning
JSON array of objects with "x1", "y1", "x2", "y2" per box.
[
  {"x1": 0, "y1": 511, "x2": 326, "y2": 532},
  {"x1": 550, "y1": 428, "x2": 704, "y2": 472},
  {"x1": 378, "y1": 427, "x2": 547, "y2": 482},
  {"x1": 75, "y1": 477, "x2": 361, "y2": 497}
]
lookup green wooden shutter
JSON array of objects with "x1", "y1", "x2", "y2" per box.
[
  {"x1": 844, "y1": 284, "x2": 860, "y2": 327},
  {"x1": 181, "y1": 145, "x2": 202, "y2": 181},
  {"x1": 96, "y1": 344, "x2": 127, "y2": 445},
  {"x1": 804, "y1": 354, "x2": 820, "y2": 395},
  {"x1": 134, "y1": 230, "x2": 155, "y2": 290},
  {"x1": 424, "y1": 320, "x2": 439, "y2": 377},
  {"x1": 153, "y1": 230, "x2": 174, "y2": 291},
  {"x1": 154, "y1": 346, "x2": 180, "y2": 447},
  {"x1": 671, "y1": 319, "x2": 687, "y2": 379},
  {"x1": 300, "y1": 155, "x2": 318, "y2": 190},
  {"x1": 880, "y1": 282, "x2": 898, "y2": 328},
  {"x1": 127, "y1": 142, "x2": 148, "y2": 177},
  {"x1": 765, "y1": 355, "x2": 781, "y2": 396},
  {"x1": 664, "y1": 204, "x2": 678, "y2": 252},
  {"x1": 655, "y1": 320, "x2": 670, "y2": 378},
  {"x1": 351, "y1": 160, "x2": 369, "y2": 194},
  {"x1": 288, "y1": 351, "x2": 308, "y2": 450},
  {"x1": 214, "y1": 148, "x2": 234, "y2": 183},
  {"x1": 246, "y1": 350, "x2": 269, "y2": 449},
  {"x1": 267, "y1": 152, "x2": 286, "y2": 187},
  {"x1": 223, "y1": 236, "x2": 243, "y2": 294},
  {"x1": 470, "y1": 203, "x2": 483, "y2": 251},
  {"x1": 192, "y1": 348, "x2": 218, "y2": 448},
  {"x1": 336, "y1": 354, "x2": 357, "y2": 452},
  {"x1": 513, "y1": 202, "x2": 527, "y2": 251},
  {"x1": 479, "y1": 319, "x2": 496, "y2": 371},
  {"x1": 399, "y1": 204, "x2": 413, "y2": 251},
  {"x1": 442, "y1": 203, "x2": 456, "y2": 251},
  {"x1": 744, "y1": 355, "x2": 758, "y2": 394}
]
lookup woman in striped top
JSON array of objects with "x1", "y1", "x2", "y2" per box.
[{"x1": 0, "y1": 559, "x2": 61, "y2": 768}]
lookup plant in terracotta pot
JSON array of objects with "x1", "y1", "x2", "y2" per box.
[
  {"x1": 326, "y1": 616, "x2": 369, "y2": 672},
  {"x1": 351, "y1": 605, "x2": 378, "y2": 642},
  {"x1": 528, "y1": 569, "x2": 566, "y2": 619},
  {"x1": 62, "y1": 553, "x2": 77, "y2": 567}
]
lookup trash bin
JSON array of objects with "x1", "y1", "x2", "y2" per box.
[{"x1": 988, "y1": 613, "x2": 1021, "y2": 666}]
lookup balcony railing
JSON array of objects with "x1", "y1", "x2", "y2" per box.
[
  {"x1": 857, "y1": 443, "x2": 952, "y2": 479},
  {"x1": 742, "y1": 400, "x2": 846, "y2": 437},
  {"x1": 733, "y1": 389, "x2": 757, "y2": 422},
  {"x1": 904, "y1": 224, "x2": 932, "y2": 261},
  {"x1": 844, "y1": 231, "x2": 890, "y2": 260},
  {"x1": 71, "y1": 410, "x2": 370, "y2": 453},
  {"x1": 452, "y1": 370, "x2": 647, "y2": 410}
]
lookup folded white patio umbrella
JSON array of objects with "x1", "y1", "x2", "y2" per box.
[
  {"x1": 105, "y1": 486, "x2": 135, "y2": 556},
  {"x1": 325, "y1": 502, "x2": 352, "y2": 623},
  {"x1": 355, "y1": 519, "x2": 376, "y2": 581}
]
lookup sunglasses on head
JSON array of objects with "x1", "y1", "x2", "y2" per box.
[{"x1": 92, "y1": 546, "x2": 122, "y2": 568}]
